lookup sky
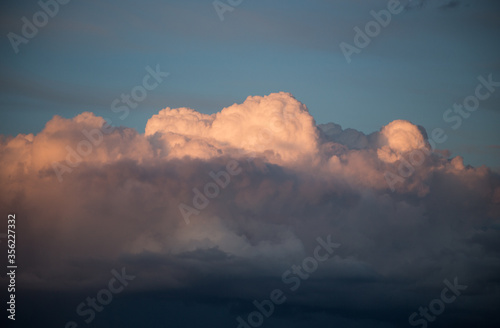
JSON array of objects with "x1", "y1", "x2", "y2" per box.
[
  {"x1": 1, "y1": 1, "x2": 500, "y2": 328},
  {"x1": 1, "y1": 0, "x2": 499, "y2": 167}
]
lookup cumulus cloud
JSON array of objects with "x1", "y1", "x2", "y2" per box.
[
  {"x1": 145, "y1": 92, "x2": 318, "y2": 164},
  {"x1": 377, "y1": 119, "x2": 429, "y2": 163},
  {"x1": 1, "y1": 92, "x2": 499, "y2": 327}
]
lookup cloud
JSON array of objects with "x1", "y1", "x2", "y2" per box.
[
  {"x1": 145, "y1": 92, "x2": 318, "y2": 164},
  {"x1": 1, "y1": 92, "x2": 499, "y2": 327},
  {"x1": 405, "y1": 0, "x2": 466, "y2": 11},
  {"x1": 376, "y1": 119, "x2": 428, "y2": 163}
]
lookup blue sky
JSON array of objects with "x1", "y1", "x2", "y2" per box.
[{"x1": 1, "y1": 0, "x2": 499, "y2": 167}]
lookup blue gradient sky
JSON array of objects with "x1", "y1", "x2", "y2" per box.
[{"x1": 1, "y1": 0, "x2": 499, "y2": 167}]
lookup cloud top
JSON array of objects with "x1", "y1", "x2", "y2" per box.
[{"x1": 145, "y1": 92, "x2": 318, "y2": 164}]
